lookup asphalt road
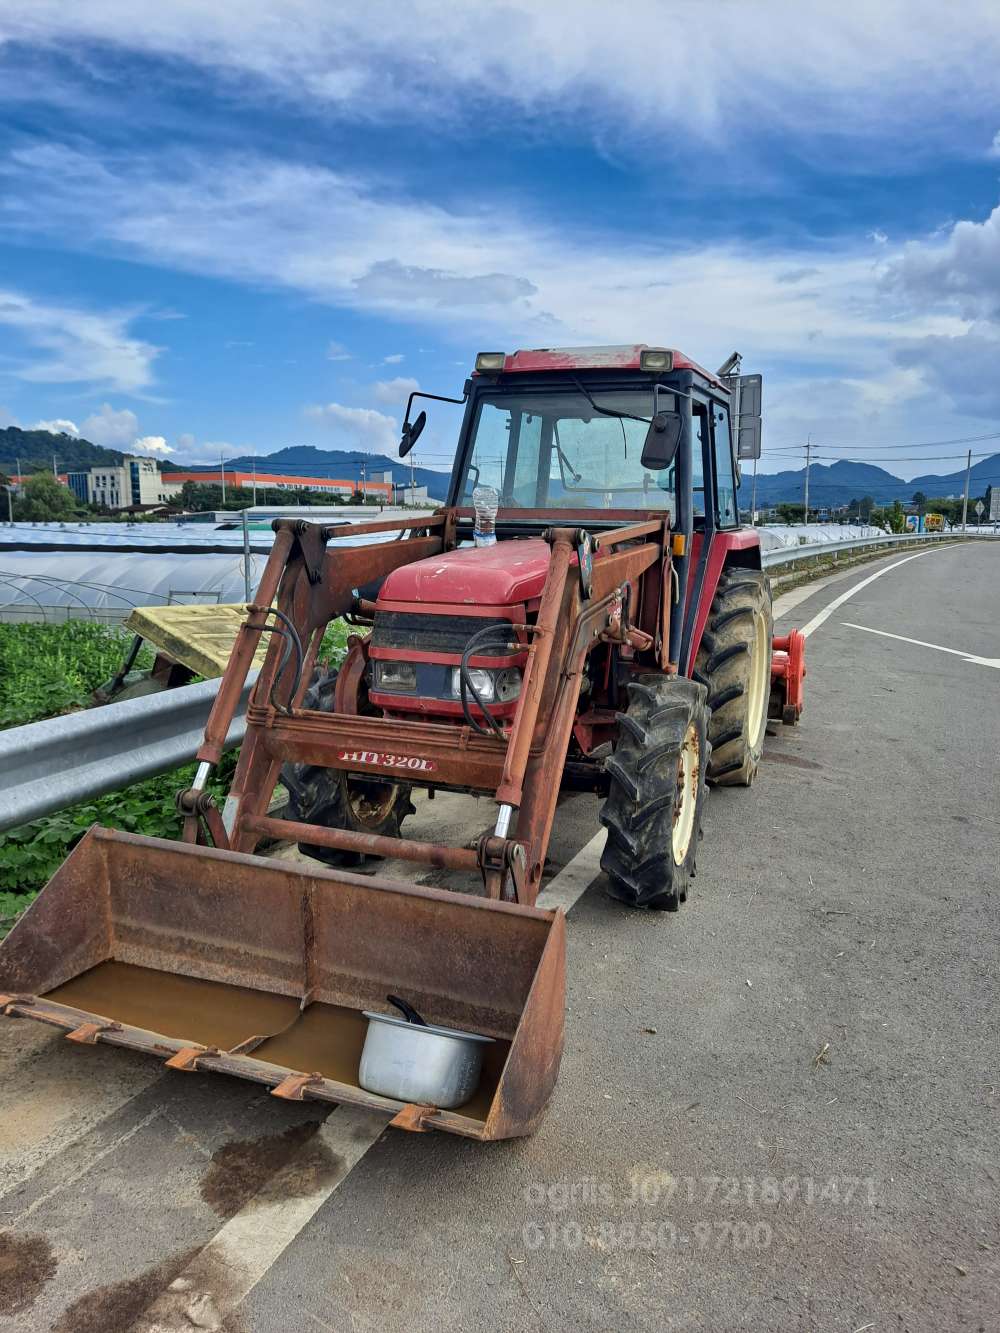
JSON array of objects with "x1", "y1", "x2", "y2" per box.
[{"x1": 1, "y1": 540, "x2": 997, "y2": 1332}]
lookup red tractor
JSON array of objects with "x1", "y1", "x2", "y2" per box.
[
  {"x1": 0, "y1": 344, "x2": 806, "y2": 1141},
  {"x1": 277, "y1": 344, "x2": 804, "y2": 909}
]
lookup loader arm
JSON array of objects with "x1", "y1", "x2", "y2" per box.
[{"x1": 184, "y1": 512, "x2": 670, "y2": 906}]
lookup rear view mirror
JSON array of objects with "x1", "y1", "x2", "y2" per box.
[
  {"x1": 641, "y1": 412, "x2": 683, "y2": 470},
  {"x1": 399, "y1": 410, "x2": 426, "y2": 458}
]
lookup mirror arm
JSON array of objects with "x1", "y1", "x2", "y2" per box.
[{"x1": 402, "y1": 388, "x2": 468, "y2": 430}]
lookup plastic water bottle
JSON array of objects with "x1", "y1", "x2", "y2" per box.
[{"x1": 473, "y1": 484, "x2": 499, "y2": 547}]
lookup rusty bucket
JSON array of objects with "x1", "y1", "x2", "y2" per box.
[{"x1": 0, "y1": 827, "x2": 564, "y2": 1140}]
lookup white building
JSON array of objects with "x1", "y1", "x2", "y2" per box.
[{"x1": 86, "y1": 456, "x2": 182, "y2": 509}]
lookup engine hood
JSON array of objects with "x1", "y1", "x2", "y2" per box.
[{"x1": 378, "y1": 538, "x2": 551, "y2": 607}]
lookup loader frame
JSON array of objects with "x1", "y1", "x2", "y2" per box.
[{"x1": 183, "y1": 511, "x2": 675, "y2": 905}]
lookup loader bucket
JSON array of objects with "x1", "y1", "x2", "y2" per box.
[{"x1": 0, "y1": 827, "x2": 564, "y2": 1140}]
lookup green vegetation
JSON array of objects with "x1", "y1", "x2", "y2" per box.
[
  {"x1": 0, "y1": 425, "x2": 121, "y2": 472},
  {"x1": 0, "y1": 621, "x2": 153, "y2": 730},
  {"x1": 0, "y1": 754, "x2": 240, "y2": 929},
  {"x1": 177, "y1": 481, "x2": 379, "y2": 511},
  {"x1": 7, "y1": 470, "x2": 87, "y2": 521},
  {"x1": 0, "y1": 616, "x2": 351, "y2": 932}
]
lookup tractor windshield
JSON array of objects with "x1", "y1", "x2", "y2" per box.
[{"x1": 457, "y1": 387, "x2": 693, "y2": 512}]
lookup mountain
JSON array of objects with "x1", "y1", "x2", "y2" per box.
[
  {"x1": 909, "y1": 454, "x2": 999, "y2": 493},
  {"x1": 0, "y1": 430, "x2": 452, "y2": 499},
  {"x1": 0, "y1": 426, "x2": 122, "y2": 472},
  {"x1": 163, "y1": 445, "x2": 452, "y2": 500},
  {"x1": 751, "y1": 456, "x2": 999, "y2": 507}
]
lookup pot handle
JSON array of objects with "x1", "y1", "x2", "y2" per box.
[{"x1": 386, "y1": 994, "x2": 428, "y2": 1026}]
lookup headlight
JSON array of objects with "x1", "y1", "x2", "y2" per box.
[
  {"x1": 451, "y1": 667, "x2": 522, "y2": 703},
  {"x1": 374, "y1": 661, "x2": 417, "y2": 692},
  {"x1": 452, "y1": 667, "x2": 495, "y2": 701},
  {"x1": 495, "y1": 668, "x2": 522, "y2": 702}
]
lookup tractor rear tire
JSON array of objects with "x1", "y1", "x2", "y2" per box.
[
  {"x1": 599, "y1": 675, "x2": 709, "y2": 911},
  {"x1": 694, "y1": 569, "x2": 773, "y2": 787},
  {"x1": 280, "y1": 669, "x2": 414, "y2": 867}
]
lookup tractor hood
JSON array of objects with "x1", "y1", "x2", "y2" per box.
[{"x1": 378, "y1": 538, "x2": 551, "y2": 607}]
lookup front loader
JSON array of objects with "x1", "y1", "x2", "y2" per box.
[{"x1": 0, "y1": 344, "x2": 805, "y2": 1140}]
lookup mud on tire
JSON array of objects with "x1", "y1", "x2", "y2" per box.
[
  {"x1": 694, "y1": 569, "x2": 773, "y2": 787},
  {"x1": 280, "y1": 669, "x2": 414, "y2": 866},
  {"x1": 599, "y1": 675, "x2": 709, "y2": 910}
]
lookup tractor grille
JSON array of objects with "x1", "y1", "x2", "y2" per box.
[{"x1": 371, "y1": 611, "x2": 519, "y2": 657}]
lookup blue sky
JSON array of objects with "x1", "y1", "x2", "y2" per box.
[{"x1": 1, "y1": 2, "x2": 1000, "y2": 479}]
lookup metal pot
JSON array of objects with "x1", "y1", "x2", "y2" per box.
[{"x1": 359, "y1": 995, "x2": 493, "y2": 1109}]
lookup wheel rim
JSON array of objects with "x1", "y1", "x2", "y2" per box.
[
  {"x1": 746, "y1": 608, "x2": 770, "y2": 745},
  {"x1": 672, "y1": 721, "x2": 700, "y2": 865},
  {"x1": 345, "y1": 777, "x2": 398, "y2": 829}
]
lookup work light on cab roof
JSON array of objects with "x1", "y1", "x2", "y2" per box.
[{"x1": 475, "y1": 345, "x2": 675, "y2": 374}]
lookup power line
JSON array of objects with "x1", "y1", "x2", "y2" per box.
[{"x1": 764, "y1": 428, "x2": 1000, "y2": 452}]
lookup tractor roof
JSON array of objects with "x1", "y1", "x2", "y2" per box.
[{"x1": 480, "y1": 344, "x2": 725, "y2": 388}]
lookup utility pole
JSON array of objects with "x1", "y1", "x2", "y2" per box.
[
  {"x1": 960, "y1": 448, "x2": 971, "y2": 532},
  {"x1": 252, "y1": 455, "x2": 257, "y2": 506},
  {"x1": 241, "y1": 508, "x2": 252, "y2": 601},
  {"x1": 802, "y1": 436, "x2": 812, "y2": 523},
  {"x1": 52, "y1": 453, "x2": 58, "y2": 479},
  {"x1": 220, "y1": 453, "x2": 227, "y2": 507}
]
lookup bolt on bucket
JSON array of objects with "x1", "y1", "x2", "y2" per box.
[{"x1": 0, "y1": 827, "x2": 565, "y2": 1140}]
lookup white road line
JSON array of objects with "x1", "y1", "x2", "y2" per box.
[
  {"x1": 841, "y1": 621, "x2": 1000, "y2": 669},
  {"x1": 135, "y1": 1104, "x2": 386, "y2": 1333},
  {"x1": 8, "y1": 1106, "x2": 163, "y2": 1227},
  {"x1": 131, "y1": 834, "x2": 608, "y2": 1329},
  {"x1": 797, "y1": 544, "x2": 960, "y2": 639},
  {"x1": 537, "y1": 830, "x2": 606, "y2": 913}
]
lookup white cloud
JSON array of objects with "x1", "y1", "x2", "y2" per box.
[
  {"x1": 0, "y1": 288, "x2": 160, "y2": 393},
  {"x1": 372, "y1": 376, "x2": 419, "y2": 405},
  {"x1": 354, "y1": 260, "x2": 535, "y2": 308},
  {"x1": 4, "y1": 144, "x2": 967, "y2": 371},
  {"x1": 3, "y1": 2, "x2": 1000, "y2": 159},
  {"x1": 32, "y1": 418, "x2": 78, "y2": 436},
  {"x1": 884, "y1": 203, "x2": 1000, "y2": 322},
  {"x1": 989, "y1": 130, "x2": 1000, "y2": 158},
  {"x1": 894, "y1": 324, "x2": 1000, "y2": 416},
  {"x1": 326, "y1": 340, "x2": 351, "y2": 361},
  {"x1": 7, "y1": 142, "x2": 999, "y2": 449},
  {"x1": 305, "y1": 401, "x2": 398, "y2": 452},
  {"x1": 133, "y1": 434, "x2": 174, "y2": 456},
  {"x1": 79, "y1": 403, "x2": 139, "y2": 448},
  {"x1": 869, "y1": 230, "x2": 889, "y2": 246},
  {"x1": 382, "y1": 353, "x2": 405, "y2": 364}
]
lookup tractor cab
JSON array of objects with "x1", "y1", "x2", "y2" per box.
[{"x1": 403, "y1": 344, "x2": 748, "y2": 539}]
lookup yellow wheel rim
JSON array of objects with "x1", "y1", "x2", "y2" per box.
[
  {"x1": 746, "y1": 609, "x2": 770, "y2": 747},
  {"x1": 672, "y1": 722, "x2": 700, "y2": 865}
]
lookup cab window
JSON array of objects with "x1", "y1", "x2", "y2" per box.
[{"x1": 712, "y1": 405, "x2": 737, "y2": 526}]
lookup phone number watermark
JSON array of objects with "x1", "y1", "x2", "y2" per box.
[
  {"x1": 523, "y1": 1174, "x2": 879, "y2": 1212},
  {"x1": 523, "y1": 1218, "x2": 773, "y2": 1253}
]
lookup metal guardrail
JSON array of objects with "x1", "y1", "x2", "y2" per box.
[
  {"x1": 0, "y1": 673, "x2": 256, "y2": 835},
  {"x1": 0, "y1": 531, "x2": 993, "y2": 835},
  {"x1": 760, "y1": 530, "x2": 984, "y2": 568}
]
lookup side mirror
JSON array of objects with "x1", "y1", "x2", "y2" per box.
[
  {"x1": 640, "y1": 412, "x2": 683, "y2": 470},
  {"x1": 399, "y1": 410, "x2": 426, "y2": 458}
]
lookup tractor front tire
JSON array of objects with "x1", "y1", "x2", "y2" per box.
[
  {"x1": 600, "y1": 675, "x2": 709, "y2": 910},
  {"x1": 694, "y1": 569, "x2": 773, "y2": 786},
  {"x1": 280, "y1": 669, "x2": 414, "y2": 866}
]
